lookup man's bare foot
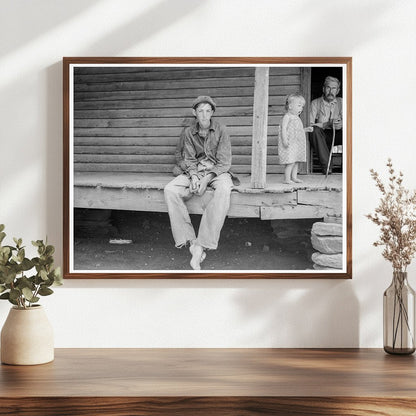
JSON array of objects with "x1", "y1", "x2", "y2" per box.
[
  {"x1": 291, "y1": 178, "x2": 303, "y2": 183},
  {"x1": 283, "y1": 179, "x2": 293, "y2": 184},
  {"x1": 190, "y1": 243, "x2": 206, "y2": 270}
]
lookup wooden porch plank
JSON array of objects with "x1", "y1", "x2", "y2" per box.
[
  {"x1": 261, "y1": 205, "x2": 334, "y2": 220},
  {"x1": 297, "y1": 189, "x2": 343, "y2": 214},
  {"x1": 74, "y1": 187, "x2": 260, "y2": 218},
  {"x1": 73, "y1": 172, "x2": 343, "y2": 192}
]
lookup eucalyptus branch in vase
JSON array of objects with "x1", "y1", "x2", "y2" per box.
[{"x1": 0, "y1": 225, "x2": 62, "y2": 309}]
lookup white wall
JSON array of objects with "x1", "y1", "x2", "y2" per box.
[{"x1": 1, "y1": 0, "x2": 415, "y2": 348}]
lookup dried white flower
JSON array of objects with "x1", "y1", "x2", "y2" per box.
[{"x1": 366, "y1": 159, "x2": 416, "y2": 272}]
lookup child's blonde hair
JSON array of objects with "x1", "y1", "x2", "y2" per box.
[{"x1": 285, "y1": 93, "x2": 306, "y2": 111}]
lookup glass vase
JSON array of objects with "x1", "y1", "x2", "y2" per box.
[{"x1": 383, "y1": 271, "x2": 415, "y2": 355}]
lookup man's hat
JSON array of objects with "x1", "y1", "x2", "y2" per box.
[{"x1": 192, "y1": 95, "x2": 216, "y2": 111}]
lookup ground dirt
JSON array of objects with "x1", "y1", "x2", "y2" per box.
[{"x1": 74, "y1": 209, "x2": 316, "y2": 271}]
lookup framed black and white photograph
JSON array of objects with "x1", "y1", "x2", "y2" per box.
[{"x1": 63, "y1": 57, "x2": 352, "y2": 279}]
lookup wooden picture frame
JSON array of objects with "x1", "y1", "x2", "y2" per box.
[{"x1": 63, "y1": 57, "x2": 352, "y2": 279}]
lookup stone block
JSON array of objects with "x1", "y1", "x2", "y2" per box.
[
  {"x1": 311, "y1": 234, "x2": 343, "y2": 254},
  {"x1": 311, "y1": 252, "x2": 343, "y2": 269},
  {"x1": 312, "y1": 222, "x2": 343, "y2": 237},
  {"x1": 313, "y1": 264, "x2": 340, "y2": 271}
]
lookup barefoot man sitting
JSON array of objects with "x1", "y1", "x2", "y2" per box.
[{"x1": 164, "y1": 96, "x2": 235, "y2": 270}]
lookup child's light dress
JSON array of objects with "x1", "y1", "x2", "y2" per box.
[{"x1": 278, "y1": 113, "x2": 306, "y2": 164}]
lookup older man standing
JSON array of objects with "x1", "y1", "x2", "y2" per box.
[
  {"x1": 309, "y1": 76, "x2": 343, "y2": 174},
  {"x1": 164, "y1": 96, "x2": 234, "y2": 270}
]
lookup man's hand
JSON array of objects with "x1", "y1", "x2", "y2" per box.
[
  {"x1": 304, "y1": 126, "x2": 314, "y2": 133},
  {"x1": 189, "y1": 175, "x2": 200, "y2": 193},
  {"x1": 333, "y1": 118, "x2": 342, "y2": 130},
  {"x1": 324, "y1": 119, "x2": 342, "y2": 130},
  {"x1": 196, "y1": 173, "x2": 215, "y2": 196}
]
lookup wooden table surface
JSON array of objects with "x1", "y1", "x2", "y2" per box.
[{"x1": 1, "y1": 348, "x2": 415, "y2": 415}]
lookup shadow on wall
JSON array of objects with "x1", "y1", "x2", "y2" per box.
[
  {"x1": 84, "y1": 0, "x2": 204, "y2": 55},
  {"x1": 2, "y1": 0, "x2": 203, "y2": 57},
  {"x1": 56, "y1": 277, "x2": 359, "y2": 348},
  {"x1": 233, "y1": 280, "x2": 359, "y2": 348},
  {"x1": 0, "y1": 0, "x2": 101, "y2": 56},
  {"x1": 46, "y1": 0, "x2": 204, "y2": 262},
  {"x1": 293, "y1": 0, "x2": 393, "y2": 51}
]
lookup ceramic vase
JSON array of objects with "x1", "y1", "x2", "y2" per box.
[{"x1": 1, "y1": 305, "x2": 54, "y2": 365}]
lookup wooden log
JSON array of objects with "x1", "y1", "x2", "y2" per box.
[
  {"x1": 74, "y1": 135, "x2": 280, "y2": 147},
  {"x1": 74, "y1": 97, "x2": 287, "y2": 110},
  {"x1": 74, "y1": 154, "x2": 176, "y2": 164},
  {"x1": 74, "y1": 85, "x2": 295, "y2": 102},
  {"x1": 74, "y1": 145, "x2": 177, "y2": 155},
  {"x1": 73, "y1": 163, "x2": 277, "y2": 174},
  {"x1": 73, "y1": 115, "x2": 282, "y2": 128},
  {"x1": 74, "y1": 126, "x2": 255, "y2": 137},
  {"x1": 251, "y1": 67, "x2": 269, "y2": 188},
  {"x1": 73, "y1": 145, "x2": 278, "y2": 156},
  {"x1": 269, "y1": 66, "x2": 300, "y2": 76},
  {"x1": 73, "y1": 154, "x2": 278, "y2": 165},
  {"x1": 74, "y1": 107, "x2": 259, "y2": 119},
  {"x1": 74, "y1": 66, "x2": 299, "y2": 80},
  {"x1": 74, "y1": 163, "x2": 175, "y2": 173},
  {"x1": 74, "y1": 67, "x2": 258, "y2": 77},
  {"x1": 74, "y1": 136, "x2": 180, "y2": 146},
  {"x1": 74, "y1": 75, "x2": 301, "y2": 92}
]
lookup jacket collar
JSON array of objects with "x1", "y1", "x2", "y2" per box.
[{"x1": 190, "y1": 119, "x2": 216, "y2": 135}]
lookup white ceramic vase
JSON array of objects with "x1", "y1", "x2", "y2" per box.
[{"x1": 1, "y1": 305, "x2": 54, "y2": 365}]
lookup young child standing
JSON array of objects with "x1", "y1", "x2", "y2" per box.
[{"x1": 278, "y1": 93, "x2": 313, "y2": 184}]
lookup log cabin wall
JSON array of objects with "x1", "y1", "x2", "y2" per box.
[{"x1": 73, "y1": 66, "x2": 304, "y2": 176}]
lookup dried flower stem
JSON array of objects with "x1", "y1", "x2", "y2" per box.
[{"x1": 366, "y1": 159, "x2": 416, "y2": 272}]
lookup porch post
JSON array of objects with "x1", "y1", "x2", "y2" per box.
[
  {"x1": 300, "y1": 67, "x2": 312, "y2": 173},
  {"x1": 251, "y1": 66, "x2": 269, "y2": 189}
]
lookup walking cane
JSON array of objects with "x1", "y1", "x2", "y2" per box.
[{"x1": 325, "y1": 119, "x2": 336, "y2": 179}]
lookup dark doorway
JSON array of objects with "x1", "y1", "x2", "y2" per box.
[
  {"x1": 309, "y1": 67, "x2": 343, "y2": 173},
  {"x1": 311, "y1": 67, "x2": 343, "y2": 100}
]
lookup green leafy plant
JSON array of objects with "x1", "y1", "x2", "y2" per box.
[{"x1": 0, "y1": 224, "x2": 62, "y2": 309}]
